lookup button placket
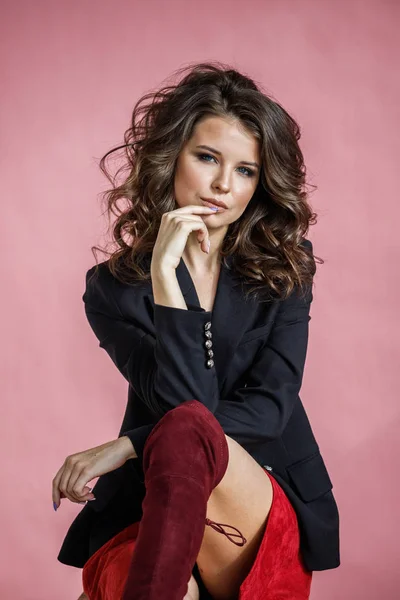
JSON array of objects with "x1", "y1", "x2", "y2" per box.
[{"x1": 204, "y1": 321, "x2": 214, "y2": 368}]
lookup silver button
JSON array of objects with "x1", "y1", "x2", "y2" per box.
[
  {"x1": 207, "y1": 349, "x2": 214, "y2": 358},
  {"x1": 204, "y1": 322, "x2": 212, "y2": 331},
  {"x1": 206, "y1": 359, "x2": 214, "y2": 368},
  {"x1": 263, "y1": 465, "x2": 273, "y2": 472},
  {"x1": 205, "y1": 339, "x2": 213, "y2": 349},
  {"x1": 205, "y1": 330, "x2": 212, "y2": 339}
]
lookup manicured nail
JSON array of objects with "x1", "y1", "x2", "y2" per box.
[
  {"x1": 210, "y1": 206, "x2": 218, "y2": 211},
  {"x1": 53, "y1": 502, "x2": 58, "y2": 511}
]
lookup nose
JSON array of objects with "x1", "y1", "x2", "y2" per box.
[{"x1": 212, "y1": 172, "x2": 230, "y2": 194}]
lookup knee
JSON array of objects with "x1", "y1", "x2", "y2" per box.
[
  {"x1": 172, "y1": 399, "x2": 211, "y2": 418},
  {"x1": 145, "y1": 400, "x2": 225, "y2": 452},
  {"x1": 162, "y1": 400, "x2": 222, "y2": 438},
  {"x1": 142, "y1": 400, "x2": 229, "y2": 481}
]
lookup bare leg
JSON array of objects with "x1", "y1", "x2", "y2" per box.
[{"x1": 196, "y1": 434, "x2": 273, "y2": 600}]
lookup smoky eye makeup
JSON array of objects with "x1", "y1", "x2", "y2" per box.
[{"x1": 195, "y1": 152, "x2": 256, "y2": 178}]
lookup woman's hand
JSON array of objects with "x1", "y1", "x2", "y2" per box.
[
  {"x1": 52, "y1": 436, "x2": 135, "y2": 510},
  {"x1": 152, "y1": 204, "x2": 219, "y2": 271}
]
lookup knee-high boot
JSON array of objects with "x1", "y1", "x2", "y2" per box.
[{"x1": 121, "y1": 399, "x2": 247, "y2": 600}]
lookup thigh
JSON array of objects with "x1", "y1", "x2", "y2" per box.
[{"x1": 196, "y1": 435, "x2": 274, "y2": 600}]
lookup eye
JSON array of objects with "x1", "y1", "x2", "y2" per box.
[
  {"x1": 237, "y1": 166, "x2": 256, "y2": 178},
  {"x1": 197, "y1": 153, "x2": 217, "y2": 163},
  {"x1": 196, "y1": 153, "x2": 256, "y2": 178}
]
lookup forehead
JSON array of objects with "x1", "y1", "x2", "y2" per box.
[{"x1": 190, "y1": 116, "x2": 260, "y2": 158}]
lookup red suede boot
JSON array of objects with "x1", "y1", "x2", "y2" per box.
[{"x1": 121, "y1": 399, "x2": 247, "y2": 600}]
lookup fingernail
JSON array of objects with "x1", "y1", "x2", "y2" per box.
[
  {"x1": 53, "y1": 502, "x2": 58, "y2": 511},
  {"x1": 87, "y1": 497, "x2": 96, "y2": 501},
  {"x1": 210, "y1": 206, "x2": 218, "y2": 211}
]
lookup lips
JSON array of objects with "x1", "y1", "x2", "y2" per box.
[{"x1": 200, "y1": 198, "x2": 228, "y2": 209}]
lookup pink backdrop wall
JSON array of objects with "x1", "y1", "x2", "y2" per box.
[{"x1": 1, "y1": 0, "x2": 399, "y2": 598}]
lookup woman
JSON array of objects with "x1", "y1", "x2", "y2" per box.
[{"x1": 54, "y1": 62, "x2": 340, "y2": 599}]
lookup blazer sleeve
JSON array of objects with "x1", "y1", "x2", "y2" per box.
[{"x1": 82, "y1": 265, "x2": 219, "y2": 422}]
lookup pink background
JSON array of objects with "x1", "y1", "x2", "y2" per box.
[{"x1": 1, "y1": 1, "x2": 399, "y2": 598}]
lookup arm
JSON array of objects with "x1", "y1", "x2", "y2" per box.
[
  {"x1": 83, "y1": 264, "x2": 219, "y2": 421},
  {"x1": 213, "y1": 279, "x2": 313, "y2": 446}
]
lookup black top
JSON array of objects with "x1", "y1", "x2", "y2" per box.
[{"x1": 57, "y1": 239, "x2": 340, "y2": 573}]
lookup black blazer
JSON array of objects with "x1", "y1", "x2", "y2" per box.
[{"x1": 58, "y1": 239, "x2": 340, "y2": 574}]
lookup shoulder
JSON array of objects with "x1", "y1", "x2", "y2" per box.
[
  {"x1": 84, "y1": 255, "x2": 146, "y2": 293},
  {"x1": 82, "y1": 257, "x2": 151, "y2": 322},
  {"x1": 82, "y1": 261, "x2": 120, "y2": 315},
  {"x1": 84, "y1": 260, "x2": 113, "y2": 296}
]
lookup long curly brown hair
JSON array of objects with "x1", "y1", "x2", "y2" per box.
[{"x1": 90, "y1": 60, "x2": 322, "y2": 302}]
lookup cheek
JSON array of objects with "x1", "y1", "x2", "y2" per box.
[
  {"x1": 235, "y1": 186, "x2": 256, "y2": 211},
  {"x1": 174, "y1": 164, "x2": 199, "y2": 205},
  {"x1": 176, "y1": 162, "x2": 204, "y2": 193}
]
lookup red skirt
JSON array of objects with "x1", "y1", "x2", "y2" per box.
[{"x1": 82, "y1": 468, "x2": 312, "y2": 599}]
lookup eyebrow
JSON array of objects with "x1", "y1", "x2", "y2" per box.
[{"x1": 195, "y1": 145, "x2": 260, "y2": 170}]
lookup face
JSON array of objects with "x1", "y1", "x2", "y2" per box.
[{"x1": 174, "y1": 115, "x2": 261, "y2": 227}]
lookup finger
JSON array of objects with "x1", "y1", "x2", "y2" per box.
[
  {"x1": 69, "y1": 466, "x2": 96, "y2": 501},
  {"x1": 67, "y1": 462, "x2": 87, "y2": 498},
  {"x1": 62, "y1": 487, "x2": 93, "y2": 505},
  {"x1": 72, "y1": 474, "x2": 96, "y2": 501},
  {"x1": 202, "y1": 237, "x2": 210, "y2": 254},
  {"x1": 53, "y1": 462, "x2": 94, "y2": 509},
  {"x1": 52, "y1": 463, "x2": 66, "y2": 507},
  {"x1": 167, "y1": 214, "x2": 210, "y2": 220},
  {"x1": 178, "y1": 220, "x2": 211, "y2": 253},
  {"x1": 167, "y1": 215, "x2": 208, "y2": 246},
  {"x1": 164, "y1": 210, "x2": 214, "y2": 245},
  {"x1": 59, "y1": 463, "x2": 79, "y2": 503},
  {"x1": 64, "y1": 463, "x2": 95, "y2": 503},
  {"x1": 166, "y1": 214, "x2": 214, "y2": 225},
  {"x1": 59, "y1": 458, "x2": 91, "y2": 504},
  {"x1": 52, "y1": 461, "x2": 75, "y2": 508},
  {"x1": 171, "y1": 205, "x2": 220, "y2": 214}
]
